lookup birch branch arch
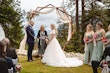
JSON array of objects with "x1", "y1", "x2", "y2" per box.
[{"x1": 28, "y1": 4, "x2": 76, "y2": 50}]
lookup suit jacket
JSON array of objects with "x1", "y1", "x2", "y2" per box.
[
  {"x1": 26, "y1": 25, "x2": 35, "y2": 43},
  {"x1": 0, "y1": 58, "x2": 8, "y2": 73},
  {"x1": 5, "y1": 57, "x2": 16, "y2": 72},
  {"x1": 101, "y1": 46, "x2": 110, "y2": 61},
  {"x1": 6, "y1": 48, "x2": 18, "y2": 59},
  {"x1": 37, "y1": 30, "x2": 47, "y2": 47}
]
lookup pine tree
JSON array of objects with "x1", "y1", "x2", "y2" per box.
[
  {"x1": 57, "y1": 23, "x2": 68, "y2": 48},
  {"x1": 57, "y1": 22, "x2": 83, "y2": 53},
  {"x1": 0, "y1": 0, "x2": 23, "y2": 48}
]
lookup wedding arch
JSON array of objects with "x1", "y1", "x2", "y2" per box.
[{"x1": 28, "y1": 4, "x2": 76, "y2": 50}]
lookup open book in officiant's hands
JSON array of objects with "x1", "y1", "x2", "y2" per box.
[{"x1": 39, "y1": 36, "x2": 46, "y2": 39}]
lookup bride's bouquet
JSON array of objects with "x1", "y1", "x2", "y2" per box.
[{"x1": 45, "y1": 37, "x2": 49, "y2": 44}]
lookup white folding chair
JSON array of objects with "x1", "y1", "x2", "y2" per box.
[
  {"x1": 12, "y1": 58, "x2": 18, "y2": 65},
  {"x1": 8, "y1": 67, "x2": 13, "y2": 73}
]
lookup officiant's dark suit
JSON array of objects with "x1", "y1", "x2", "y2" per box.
[{"x1": 26, "y1": 20, "x2": 35, "y2": 61}]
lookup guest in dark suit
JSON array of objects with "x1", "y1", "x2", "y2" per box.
[
  {"x1": 91, "y1": 47, "x2": 110, "y2": 73},
  {"x1": 91, "y1": 25, "x2": 110, "y2": 73},
  {"x1": 26, "y1": 20, "x2": 35, "y2": 62},
  {"x1": 37, "y1": 25, "x2": 48, "y2": 58}
]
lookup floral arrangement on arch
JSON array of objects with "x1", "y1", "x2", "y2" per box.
[{"x1": 26, "y1": 10, "x2": 39, "y2": 20}]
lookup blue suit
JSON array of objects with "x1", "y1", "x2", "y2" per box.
[{"x1": 26, "y1": 25, "x2": 35, "y2": 61}]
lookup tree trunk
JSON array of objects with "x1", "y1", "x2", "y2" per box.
[
  {"x1": 76, "y1": 0, "x2": 79, "y2": 31},
  {"x1": 82, "y1": 0, "x2": 84, "y2": 19}
]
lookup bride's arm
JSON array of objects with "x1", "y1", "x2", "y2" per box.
[{"x1": 48, "y1": 34, "x2": 55, "y2": 44}]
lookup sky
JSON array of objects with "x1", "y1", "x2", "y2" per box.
[
  {"x1": 19, "y1": 0, "x2": 63, "y2": 11},
  {"x1": 19, "y1": 0, "x2": 63, "y2": 35}
]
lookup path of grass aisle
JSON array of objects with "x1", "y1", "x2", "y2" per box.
[{"x1": 19, "y1": 56, "x2": 101, "y2": 73}]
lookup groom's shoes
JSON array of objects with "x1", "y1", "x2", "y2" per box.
[{"x1": 27, "y1": 60, "x2": 33, "y2": 62}]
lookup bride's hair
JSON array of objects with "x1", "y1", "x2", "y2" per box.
[{"x1": 51, "y1": 24, "x2": 58, "y2": 34}]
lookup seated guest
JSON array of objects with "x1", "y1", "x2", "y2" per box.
[
  {"x1": 2, "y1": 38, "x2": 18, "y2": 59},
  {"x1": 2, "y1": 38, "x2": 22, "y2": 72},
  {"x1": 0, "y1": 58, "x2": 8, "y2": 73},
  {"x1": 2, "y1": 38, "x2": 18, "y2": 66},
  {"x1": 0, "y1": 41, "x2": 15, "y2": 72}
]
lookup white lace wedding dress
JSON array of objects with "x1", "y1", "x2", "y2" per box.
[{"x1": 42, "y1": 30, "x2": 83, "y2": 67}]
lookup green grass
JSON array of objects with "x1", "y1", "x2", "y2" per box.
[{"x1": 19, "y1": 56, "x2": 101, "y2": 73}]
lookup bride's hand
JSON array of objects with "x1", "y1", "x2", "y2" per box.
[
  {"x1": 47, "y1": 39, "x2": 52, "y2": 44},
  {"x1": 47, "y1": 40, "x2": 50, "y2": 44},
  {"x1": 47, "y1": 34, "x2": 54, "y2": 44}
]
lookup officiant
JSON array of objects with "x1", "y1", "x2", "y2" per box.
[{"x1": 37, "y1": 25, "x2": 48, "y2": 58}]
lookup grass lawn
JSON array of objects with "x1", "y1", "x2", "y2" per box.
[{"x1": 19, "y1": 56, "x2": 101, "y2": 73}]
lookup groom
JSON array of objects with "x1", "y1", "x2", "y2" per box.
[{"x1": 26, "y1": 20, "x2": 35, "y2": 62}]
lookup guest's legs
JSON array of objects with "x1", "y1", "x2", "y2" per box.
[
  {"x1": 92, "y1": 65, "x2": 98, "y2": 73},
  {"x1": 91, "y1": 61, "x2": 100, "y2": 73}
]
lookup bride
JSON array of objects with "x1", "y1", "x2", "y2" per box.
[{"x1": 42, "y1": 24, "x2": 83, "y2": 67}]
